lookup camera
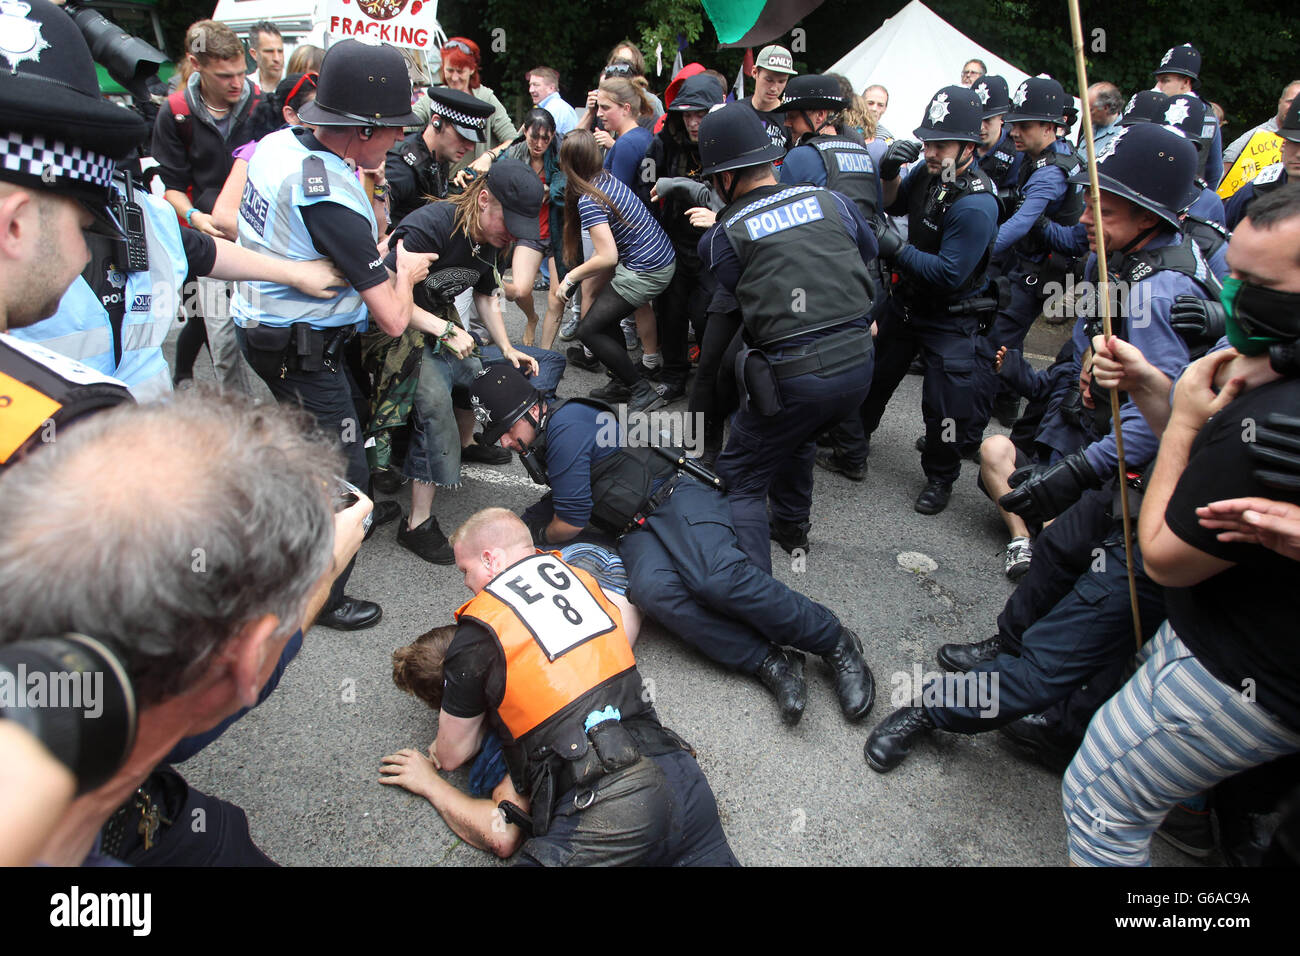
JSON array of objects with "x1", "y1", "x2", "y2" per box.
[
  {"x1": 0, "y1": 633, "x2": 137, "y2": 795},
  {"x1": 64, "y1": 3, "x2": 168, "y2": 102}
]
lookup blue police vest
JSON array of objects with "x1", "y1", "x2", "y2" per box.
[
  {"x1": 9, "y1": 192, "x2": 187, "y2": 402},
  {"x1": 230, "y1": 127, "x2": 377, "y2": 331}
]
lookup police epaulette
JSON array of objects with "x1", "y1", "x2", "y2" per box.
[
  {"x1": 1254, "y1": 162, "x2": 1284, "y2": 186},
  {"x1": 302, "y1": 155, "x2": 330, "y2": 197}
]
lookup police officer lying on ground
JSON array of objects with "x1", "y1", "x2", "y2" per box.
[
  {"x1": 862, "y1": 124, "x2": 1214, "y2": 773},
  {"x1": 696, "y1": 102, "x2": 878, "y2": 567},
  {"x1": 381, "y1": 541, "x2": 644, "y2": 860},
  {"x1": 468, "y1": 364, "x2": 874, "y2": 727},
  {"x1": 400, "y1": 508, "x2": 738, "y2": 866},
  {"x1": 820, "y1": 86, "x2": 998, "y2": 516}
]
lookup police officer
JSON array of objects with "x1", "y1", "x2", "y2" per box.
[
  {"x1": 965, "y1": 77, "x2": 1084, "y2": 442},
  {"x1": 467, "y1": 363, "x2": 875, "y2": 727},
  {"x1": 0, "y1": 0, "x2": 147, "y2": 460},
  {"x1": 430, "y1": 507, "x2": 738, "y2": 866},
  {"x1": 864, "y1": 124, "x2": 1215, "y2": 773},
  {"x1": 971, "y1": 75, "x2": 1022, "y2": 193},
  {"x1": 780, "y1": 74, "x2": 885, "y2": 226},
  {"x1": 1152, "y1": 43, "x2": 1223, "y2": 186},
  {"x1": 696, "y1": 103, "x2": 878, "y2": 569},
  {"x1": 232, "y1": 37, "x2": 450, "y2": 631},
  {"x1": 1224, "y1": 94, "x2": 1299, "y2": 231},
  {"x1": 384, "y1": 86, "x2": 495, "y2": 228},
  {"x1": 824, "y1": 87, "x2": 999, "y2": 514}
]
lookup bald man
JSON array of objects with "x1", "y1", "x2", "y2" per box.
[{"x1": 411, "y1": 508, "x2": 737, "y2": 866}]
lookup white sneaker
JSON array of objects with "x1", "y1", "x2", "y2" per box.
[
  {"x1": 1004, "y1": 537, "x2": 1032, "y2": 581},
  {"x1": 558, "y1": 310, "x2": 580, "y2": 341}
]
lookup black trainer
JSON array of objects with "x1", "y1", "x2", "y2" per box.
[
  {"x1": 756, "y1": 648, "x2": 807, "y2": 725},
  {"x1": 1156, "y1": 803, "x2": 1215, "y2": 859},
  {"x1": 590, "y1": 378, "x2": 632, "y2": 402},
  {"x1": 864, "y1": 706, "x2": 935, "y2": 773},
  {"x1": 627, "y1": 378, "x2": 666, "y2": 413},
  {"x1": 461, "y1": 440, "x2": 512, "y2": 464},
  {"x1": 914, "y1": 479, "x2": 953, "y2": 515},
  {"x1": 937, "y1": 636, "x2": 1002, "y2": 672},
  {"x1": 398, "y1": 514, "x2": 456, "y2": 564},
  {"x1": 566, "y1": 345, "x2": 601, "y2": 371}
]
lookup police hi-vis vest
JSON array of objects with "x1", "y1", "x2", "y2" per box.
[
  {"x1": 8, "y1": 192, "x2": 186, "y2": 403},
  {"x1": 455, "y1": 552, "x2": 648, "y2": 795},
  {"x1": 722, "y1": 185, "x2": 875, "y2": 347},
  {"x1": 231, "y1": 127, "x2": 377, "y2": 331}
]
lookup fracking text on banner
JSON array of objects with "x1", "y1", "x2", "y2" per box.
[{"x1": 323, "y1": 0, "x2": 438, "y2": 50}]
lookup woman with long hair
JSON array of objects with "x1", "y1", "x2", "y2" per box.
[
  {"x1": 500, "y1": 108, "x2": 564, "y2": 347},
  {"x1": 540, "y1": 130, "x2": 675, "y2": 411}
]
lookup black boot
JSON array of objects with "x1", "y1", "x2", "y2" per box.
[
  {"x1": 316, "y1": 597, "x2": 383, "y2": 631},
  {"x1": 914, "y1": 479, "x2": 953, "y2": 515},
  {"x1": 864, "y1": 706, "x2": 935, "y2": 773},
  {"x1": 769, "y1": 516, "x2": 810, "y2": 553},
  {"x1": 821, "y1": 627, "x2": 875, "y2": 720},
  {"x1": 756, "y1": 648, "x2": 807, "y2": 725},
  {"x1": 936, "y1": 636, "x2": 1002, "y2": 672},
  {"x1": 998, "y1": 712, "x2": 1079, "y2": 773}
]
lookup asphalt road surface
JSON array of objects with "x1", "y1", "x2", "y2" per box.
[{"x1": 175, "y1": 292, "x2": 1198, "y2": 867}]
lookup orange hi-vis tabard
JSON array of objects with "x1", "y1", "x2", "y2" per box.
[{"x1": 455, "y1": 552, "x2": 636, "y2": 740}]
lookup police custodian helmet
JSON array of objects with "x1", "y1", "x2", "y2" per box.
[
  {"x1": 0, "y1": 0, "x2": 148, "y2": 228},
  {"x1": 781, "y1": 74, "x2": 846, "y2": 113},
  {"x1": 698, "y1": 102, "x2": 788, "y2": 176},
  {"x1": 913, "y1": 86, "x2": 984, "y2": 143},
  {"x1": 971, "y1": 75, "x2": 1011, "y2": 119},
  {"x1": 1068, "y1": 123, "x2": 1195, "y2": 228},
  {"x1": 1004, "y1": 77, "x2": 1071, "y2": 125},
  {"x1": 469, "y1": 364, "x2": 543, "y2": 445},
  {"x1": 1153, "y1": 43, "x2": 1201, "y2": 80},
  {"x1": 296, "y1": 37, "x2": 422, "y2": 128}
]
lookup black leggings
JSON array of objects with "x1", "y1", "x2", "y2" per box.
[
  {"x1": 577, "y1": 284, "x2": 641, "y2": 386},
  {"x1": 173, "y1": 312, "x2": 208, "y2": 381}
]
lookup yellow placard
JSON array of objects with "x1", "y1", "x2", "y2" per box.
[
  {"x1": 1218, "y1": 129, "x2": 1283, "y2": 200},
  {"x1": 0, "y1": 370, "x2": 61, "y2": 463}
]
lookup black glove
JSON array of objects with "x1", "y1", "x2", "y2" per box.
[
  {"x1": 880, "y1": 139, "x2": 922, "y2": 180},
  {"x1": 1170, "y1": 295, "x2": 1227, "y2": 352},
  {"x1": 999, "y1": 450, "x2": 1104, "y2": 523},
  {"x1": 1029, "y1": 214, "x2": 1051, "y2": 244},
  {"x1": 873, "y1": 218, "x2": 905, "y2": 260},
  {"x1": 1250, "y1": 413, "x2": 1300, "y2": 492}
]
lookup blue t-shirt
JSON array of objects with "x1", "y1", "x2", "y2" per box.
[
  {"x1": 578, "y1": 171, "x2": 675, "y2": 272},
  {"x1": 603, "y1": 125, "x2": 653, "y2": 188},
  {"x1": 543, "y1": 401, "x2": 621, "y2": 528}
]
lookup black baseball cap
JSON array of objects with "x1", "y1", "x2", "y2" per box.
[{"x1": 485, "y1": 158, "x2": 543, "y2": 243}]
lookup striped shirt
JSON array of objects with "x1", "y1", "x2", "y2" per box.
[{"x1": 577, "y1": 171, "x2": 675, "y2": 272}]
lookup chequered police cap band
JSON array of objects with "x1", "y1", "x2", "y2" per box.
[
  {"x1": 1, "y1": 131, "x2": 114, "y2": 190},
  {"x1": 432, "y1": 105, "x2": 487, "y2": 129}
]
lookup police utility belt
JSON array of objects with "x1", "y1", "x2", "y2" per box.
[
  {"x1": 734, "y1": 324, "x2": 872, "y2": 417},
  {"x1": 242, "y1": 321, "x2": 356, "y2": 375}
]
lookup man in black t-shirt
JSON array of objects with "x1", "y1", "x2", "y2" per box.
[
  {"x1": 742, "y1": 44, "x2": 796, "y2": 154},
  {"x1": 1062, "y1": 186, "x2": 1300, "y2": 866}
]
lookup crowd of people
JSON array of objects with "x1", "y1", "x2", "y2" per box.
[{"x1": 1, "y1": 0, "x2": 1298, "y2": 868}]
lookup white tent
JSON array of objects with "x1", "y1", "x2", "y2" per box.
[{"x1": 827, "y1": 0, "x2": 1080, "y2": 142}]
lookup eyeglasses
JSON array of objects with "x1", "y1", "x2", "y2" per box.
[
  {"x1": 444, "y1": 40, "x2": 475, "y2": 59},
  {"x1": 284, "y1": 71, "x2": 318, "y2": 107},
  {"x1": 962, "y1": 70, "x2": 983, "y2": 79}
]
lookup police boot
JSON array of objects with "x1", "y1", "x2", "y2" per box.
[
  {"x1": 756, "y1": 648, "x2": 807, "y2": 725},
  {"x1": 821, "y1": 627, "x2": 875, "y2": 721},
  {"x1": 863, "y1": 706, "x2": 935, "y2": 773},
  {"x1": 769, "y1": 517, "x2": 810, "y2": 553},
  {"x1": 914, "y1": 479, "x2": 953, "y2": 515},
  {"x1": 936, "y1": 636, "x2": 1002, "y2": 672},
  {"x1": 998, "y1": 712, "x2": 1078, "y2": 774}
]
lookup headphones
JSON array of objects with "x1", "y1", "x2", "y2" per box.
[
  {"x1": 358, "y1": 127, "x2": 375, "y2": 141},
  {"x1": 432, "y1": 118, "x2": 442, "y2": 130}
]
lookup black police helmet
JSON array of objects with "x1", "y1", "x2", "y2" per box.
[
  {"x1": 1118, "y1": 90, "x2": 1170, "y2": 127},
  {"x1": 698, "y1": 102, "x2": 787, "y2": 176},
  {"x1": 1153, "y1": 43, "x2": 1201, "y2": 80},
  {"x1": 1162, "y1": 94, "x2": 1206, "y2": 144},
  {"x1": 913, "y1": 86, "x2": 983, "y2": 144},
  {"x1": 296, "y1": 38, "x2": 421, "y2": 128},
  {"x1": 426, "y1": 86, "x2": 494, "y2": 143},
  {"x1": 1068, "y1": 123, "x2": 1195, "y2": 228},
  {"x1": 0, "y1": 0, "x2": 148, "y2": 224},
  {"x1": 1004, "y1": 77, "x2": 1070, "y2": 125},
  {"x1": 469, "y1": 364, "x2": 542, "y2": 446},
  {"x1": 971, "y1": 75, "x2": 1011, "y2": 119},
  {"x1": 781, "y1": 74, "x2": 846, "y2": 113},
  {"x1": 1279, "y1": 94, "x2": 1300, "y2": 144}
]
